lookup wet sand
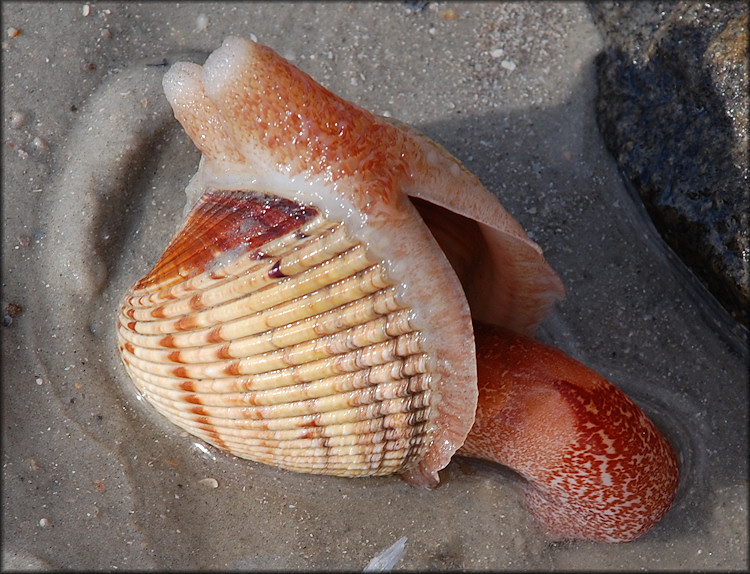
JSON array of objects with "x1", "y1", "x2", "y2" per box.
[{"x1": 3, "y1": 2, "x2": 747, "y2": 570}]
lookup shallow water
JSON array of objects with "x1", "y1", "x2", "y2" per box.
[{"x1": 3, "y1": 2, "x2": 747, "y2": 570}]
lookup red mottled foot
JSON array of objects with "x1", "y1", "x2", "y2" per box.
[{"x1": 459, "y1": 322, "x2": 679, "y2": 543}]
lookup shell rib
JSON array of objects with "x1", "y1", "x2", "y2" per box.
[
  {"x1": 117, "y1": 37, "x2": 565, "y2": 486},
  {"x1": 119, "y1": 190, "x2": 435, "y2": 476}
]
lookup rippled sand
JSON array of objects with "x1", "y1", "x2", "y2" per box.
[{"x1": 3, "y1": 3, "x2": 747, "y2": 570}]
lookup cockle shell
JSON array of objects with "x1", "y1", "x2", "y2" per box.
[{"x1": 117, "y1": 36, "x2": 565, "y2": 487}]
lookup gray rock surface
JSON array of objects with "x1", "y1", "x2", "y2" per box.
[{"x1": 590, "y1": 1, "x2": 749, "y2": 327}]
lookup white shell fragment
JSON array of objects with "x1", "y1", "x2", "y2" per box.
[{"x1": 362, "y1": 536, "x2": 408, "y2": 572}]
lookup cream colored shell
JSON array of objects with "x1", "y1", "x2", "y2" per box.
[{"x1": 118, "y1": 190, "x2": 435, "y2": 477}]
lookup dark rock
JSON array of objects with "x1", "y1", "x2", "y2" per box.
[{"x1": 589, "y1": 1, "x2": 749, "y2": 328}]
